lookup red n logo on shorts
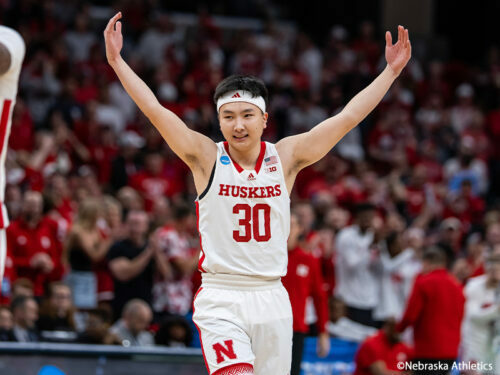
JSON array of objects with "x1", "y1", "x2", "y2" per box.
[{"x1": 213, "y1": 339, "x2": 237, "y2": 364}]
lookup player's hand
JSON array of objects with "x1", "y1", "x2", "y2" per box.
[
  {"x1": 317, "y1": 332, "x2": 330, "y2": 358},
  {"x1": 104, "y1": 12, "x2": 123, "y2": 64},
  {"x1": 385, "y1": 25, "x2": 411, "y2": 77}
]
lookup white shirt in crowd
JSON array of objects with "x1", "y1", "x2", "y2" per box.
[
  {"x1": 462, "y1": 275, "x2": 500, "y2": 369},
  {"x1": 373, "y1": 247, "x2": 419, "y2": 321},
  {"x1": 334, "y1": 225, "x2": 378, "y2": 309},
  {"x1": 327, "y1": 317, "x2": 377, "y2": 343}
]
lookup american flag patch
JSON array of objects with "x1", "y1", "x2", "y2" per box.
[{"x1": 264, "y1": 156, "x2": 278, "y2": 165}]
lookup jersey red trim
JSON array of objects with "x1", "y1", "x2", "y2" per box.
[
  {"x1": 223, "y1": 142, "x2": 266, "y2": 174},
  {"x1": 192, "y1": 287, "x2": 209, "y2": 372},
  {"x1": 0, "y1": 100, "x2": 12, "y2": 230},
  {"x1": 212, "y1": 363, "x2": 254, "y2": 375},
  {"x1": 0, "y1": 100, "x2": 12, "y2": 157},
  {"x1": 196, "y1": 201, "x2": 206, "y2": 272},
  {"x1": 254, "y1": 142, "x2": 266, "y2": 174}
]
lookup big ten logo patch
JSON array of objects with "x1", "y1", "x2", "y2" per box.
[
  {"x1": 265, "y1": 166, "x2": 277, "y2": 173},
  {"x1": 212, "y1": 339, "x2": 237, "y2": 364}
]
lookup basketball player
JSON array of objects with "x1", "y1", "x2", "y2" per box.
[
  {"x1": 0, "y1": 27, "x2": 26, "y2": 284},
  {"x1": 104, "y1": 12, "x2": 411, "y2": 375}
]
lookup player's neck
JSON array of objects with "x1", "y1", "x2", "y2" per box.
[{"x1": 227, "y1": 141, "x2": 262, "y2": 170}]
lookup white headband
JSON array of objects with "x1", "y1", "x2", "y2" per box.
[{"x1": 216, "y1": 90, "x2": 266, "y2": 113}]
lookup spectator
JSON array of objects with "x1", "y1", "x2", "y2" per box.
[
  {"x1": 78, "y1": 308, "x2": 121, "y2": 345},
  {"x1": 335, "y1": 203, "x2": 380, "y2": 327},
  {"x1": 107, "y1": 210, "x2": 156, "y2": 320},
  {"x1": 64, "y1": 13, "x2": 97, "y2": 63},
  {"x1": 10, "y1": 278, "x2": 34, "y2": 299},
  {"x1": 153, "y1": 204, "x2": 199, "y2": 318},
  {"x1": 110, "y1": 299, "x2": 154, "y2": 347},
  {"x1": 461, "y1": 245, "x2": 500, "y2": 369},
  {"x1": 155, "y1": 315, "x2": 193, "y2": 347},
  {"x1": 444, "y1": 136, "x2": 489, "y2": 196},
  {"x1": 37, "y1": 282, "x2": 76, "y2": 333},
  {"x1": 437, "y1": 217, "x2": 463, "y2": 264},
  {"x1": 0, "y1": 306, "x2": 14, "y2": 341},
  {"x1": 353, "y1": 319, "x2": 413, "y2": 375},
  {"x1": 282, "y1": 212, "x2": 330, "y2": 375},
  {"x1": 7, "y1": 191, "x2": 62, "y2": 296},
  {"x1": 374, "y1": 231, "x2": 417, "y2": 323},
  {"x1": 116, "y1": 187, "x2": 144, "y2": 214},
  {"x1": 130, "y1": 151, "x2": 181, "y2": 212},
  {"x1": 327, "y1": 297, "x2": 377, "y2": 343},
  {"x1": 149, "y1": 196, "x2": 171, "y2": 231},
  {"x1": 102, "y1": 195, "x2": 126, "y2": 241},
  {"x1": 109, "y1": 131, "x2": 144, "y2": 191},
  {"x1": 486, "y1": 221, "x2": 500, "y2": 249},
  {"x1": 449, "y1": 83, "x2": 481, "y2": 135},
  {"x1": 11, "y1": 296, "x2": 39, "y2": 342},
  {"x1": 397, "y1": 247, "x2": 465, "y2": 375},
  {"x1": 65, "y1": 198, "x2": 111, "y2": 308}
]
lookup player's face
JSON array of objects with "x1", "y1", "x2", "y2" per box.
[{"x1": 219, "y1": 102, "x2": 268, "y2": 151}]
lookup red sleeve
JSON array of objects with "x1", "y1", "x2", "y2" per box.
[
  {"x1": 355, "y1": 337, "x2": 383, "y2": 371},
  {"x1": 397, "y1": 277, "x2": 424, "y2": 332},
  {"x1": 7, "y1": 228, "x2": 34, "y2": 269},
  {"x1": 310, "y1": 256, "x2": 329, "y2": 333}
]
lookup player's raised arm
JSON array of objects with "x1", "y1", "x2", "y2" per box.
[
  {"x1": 104, "y1": 13, "x2": 217, "y2": 176},
  {"x1": 277, "y1": 26, "x2": 411, "y2": 174}
]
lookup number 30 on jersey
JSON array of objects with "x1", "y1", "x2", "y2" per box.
[{"x1": 232, "y1": 204, "x2": 271, "y2": 242}]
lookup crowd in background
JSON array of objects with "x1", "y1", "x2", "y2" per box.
[{"x1": 1, "y1": 0, "x2": 500, "y2": 370}]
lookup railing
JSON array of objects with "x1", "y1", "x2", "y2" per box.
[{"x1": 0, "y1": 342, "x2": 206, "y2": 375}]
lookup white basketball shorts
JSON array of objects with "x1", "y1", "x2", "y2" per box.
[{"x1": 193, "y1": 273, "x2": 293, "y2": 375}]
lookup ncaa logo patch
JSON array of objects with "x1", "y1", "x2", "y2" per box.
[{"x1": 220, "y1": 155, "x2": 230, "y2": 165}]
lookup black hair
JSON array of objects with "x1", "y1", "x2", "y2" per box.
[
  {"x1": 422, "y1": 246, "x2": 447, "y2": 265},
  {"x1": 87, "y1": 308, "x2": 113, "y2": 324},
  {"x1": 354, "y1": 202, "x2": 376, "y2": 216},
  {"x1": 155, "y1": 315, "x2": 193, "y2": 347},
  {"x1": 10, "y1": 296, "x2": 34, "y2": 313},
  {"x1": 213, "y1": 75, "x2": 269, "y2": 110}
]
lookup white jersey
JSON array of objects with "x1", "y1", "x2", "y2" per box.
[
  {"x1": 0, "y1": 26, "x2": 25, "y2": 228},
  {"x1": 461, "y1": 275, "x2": 499, "y2": 366},
  {"x1": 196, "y1": 141, "x2": 290, "y2": 278}
]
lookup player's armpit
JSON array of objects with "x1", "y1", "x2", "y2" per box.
[{"x1": 0, "y1": 42, "x2": 12, "y2": 76}]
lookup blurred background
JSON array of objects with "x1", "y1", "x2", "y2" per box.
[{"x1": 1, "y1": 0, "x2": 500, "y2": 374}]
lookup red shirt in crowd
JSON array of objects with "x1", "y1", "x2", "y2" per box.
[
  {"x1": 282, "y1": 246, "x2": 329, "y2": 334},
  {"x1": 7, "y1": 217, "x2": 64, "y2": 296},
  {"x1": 129, "y1": 170, "x2": 182, "y2": 211},
  {"x1": 354, "y1": 330, "x2": 413, "y2": 375},
  {"x1": 397, "y1": 268, "x2": 465, "y2": 359}
]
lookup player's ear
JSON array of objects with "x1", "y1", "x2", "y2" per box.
[{"x1": 262, "y1": 112, "x2": 268, "y2": 129}]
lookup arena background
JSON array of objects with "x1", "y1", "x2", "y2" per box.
[{"x1": 1, "y1": 0, "x2": 500, "y2": 374}]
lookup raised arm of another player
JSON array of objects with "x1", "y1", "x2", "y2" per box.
[
  {"x1": 104, "y1": 13, "x2": 217, "y2": 183},
  {"x1": 277, "y1": 26, "x2": 411, "y2": 178}
]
